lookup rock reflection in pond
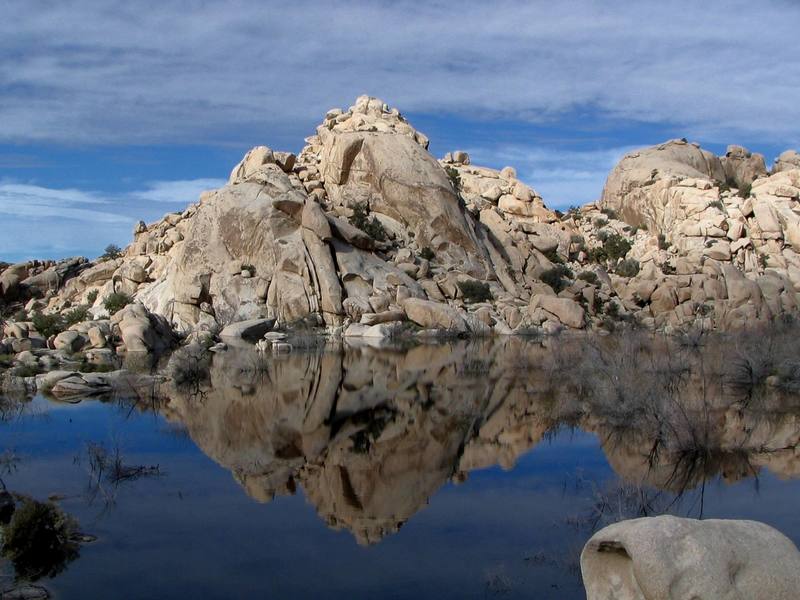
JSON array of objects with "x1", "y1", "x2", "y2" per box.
[{"x1": 142, "y1": 329, "x2": 800, "y2": 544}]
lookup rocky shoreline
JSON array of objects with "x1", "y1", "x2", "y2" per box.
[{"x1": 2, "y1": 96, "x2": 800, "y2": 378}]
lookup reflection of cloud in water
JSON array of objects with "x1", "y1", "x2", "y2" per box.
[{"x1": 146, "y1": 333, "x2": 800, "y2": 545}]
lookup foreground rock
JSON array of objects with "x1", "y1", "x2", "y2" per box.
[{"x1": 581, "y1": 515, "x2": 800, "y2": 600}]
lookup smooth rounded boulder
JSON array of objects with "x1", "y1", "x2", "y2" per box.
[{"x1": 581, "y1": 515, "x2": 800, "y2": 600}]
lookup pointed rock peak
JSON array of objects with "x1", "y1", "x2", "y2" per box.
[{"x1": 312, "y1": 95, "x2": 429, "y2": 149}]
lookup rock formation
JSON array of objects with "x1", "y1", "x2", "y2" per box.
[
  {"x1": 1, "y1": 96, "x2": 800, "y2": 364},
  {"x1": 581, "y1": 516, "x2": 800, "y2": 599}
]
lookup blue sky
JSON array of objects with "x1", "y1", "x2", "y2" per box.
[{"x1": 2, "y1": 0, "x2": 799, "y2": 262}]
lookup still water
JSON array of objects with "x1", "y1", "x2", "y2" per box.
[{"x1": 1, "y1": 334, "x2": 799, "y2": 599}]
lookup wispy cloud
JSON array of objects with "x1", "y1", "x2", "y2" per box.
[
  {"x1": 130, "y1": 178, "x2": 226, "y2": 203},
  {"x1": 1, "y1": 1, "x2": 798, "y2": 146},
  {"x1": 0, "y1": 178, "x2": 225, "y2": 261}
]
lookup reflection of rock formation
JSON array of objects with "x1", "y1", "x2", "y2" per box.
[{"x1": 148, "y1": 333, "x2": 800, "y2": 544}]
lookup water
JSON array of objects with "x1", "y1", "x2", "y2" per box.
[{"x1": 1, "y1": 334, "x2": 799, "y2": 599}]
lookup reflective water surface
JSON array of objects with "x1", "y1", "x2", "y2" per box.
[{"x1": 2, "y1": 331, "x2": 800, "y2": 599}]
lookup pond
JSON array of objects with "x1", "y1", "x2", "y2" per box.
[{"x1": 1, "y1": 330, "x2": 800, "y2": 599}]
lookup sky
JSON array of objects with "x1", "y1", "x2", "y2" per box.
[{"x1": 1, "y1": 0, "x2": 799, "y2": 262}]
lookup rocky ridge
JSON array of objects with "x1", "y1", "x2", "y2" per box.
[{"x1": 2, "y1": 97, "x2": 800, "y2": 366}]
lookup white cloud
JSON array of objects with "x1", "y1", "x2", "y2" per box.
[
  {"x1": 0, "y1": 178, "x2": 225, "y2": 261},
  {"x1": 0, "y1": 1, "x2": 798, "y2": 146},
  {"x1": 0, "y1": 182, "x2": 127, "y2": 222},
  {"x1": 130, "y1": 179, "x2": 227, "y2": 203}
]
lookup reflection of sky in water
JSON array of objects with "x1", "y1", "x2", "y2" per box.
[{"x1": 2, "y1": 392, "x2": 800, "y2": 600}]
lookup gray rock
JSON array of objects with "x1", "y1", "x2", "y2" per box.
[
  {"x1": 219, "y1": 318, "x2": 276, "y2": 342},
  {"x1": 581, "y1": 515, "x2": 800, "y2": 600}
]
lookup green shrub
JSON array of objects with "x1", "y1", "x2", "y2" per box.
[
  {"x1": 588, "y1": 233, "x2": 632, "y2": 264},
  {"x1": 349, "y1": 202, "x2": 388, "y2": 241},
  {"x1": 444, "y1": 166, "x2": 462, "y2": 192},
  {"x1": 707, "y1": 200, "x2": 725, "y2": 211},
  {"x1": 657, "y1": 234, "x2": 669, "y2": 250},
  {"x1": 577, "y1": 271, "x2": 599, "y2": 285},
  {"x1": 600, "y1": 208, "x2": 617, "y2": 219},
  {"x1": 63, "y1": 306, "x2": 89, "y2": 326},
  {"x1": 593, "y1": 218, "x2": 608, "y2": 228},
  {"x1": 615, "y1": 258, "x2": 640, "y2": 278},
  {"x1": 86, "y1": 289, "x2": 99, "y2": 304},
  {"x1": 738, "y1": 182, "x2": 752, "y2": 198},
  {"x1": 758, "y1": 253, "x2": 768, "y2": 269},
  {"x1": 419, "y1": 247, "x2": 435, "y2": 261},
  {"x1": 542, "y1": 247, "x2": 563, "y2": 264},
  {"x1": 31, "y1": 311, "x2": 64, "y2": 338},
  {"x1": 1, "y1": 498, "x2": 80, "y2": 580},
  {"x1": 660, "y1": 262, "x2": 676, "y2": 275},
  {"x1": 12, "y1": 309, "x2": 27, "y2": 322},
  {"x1": 540, "y1": 264, "x2": 573, "y2": 293},
  {"x1": 103, "y1": 293, "x2": 133, "y2": 315},
  {"x1": 100, "y1": 244, "x2": 123, "y2": 261},
  {"x1": 457, "y1": 280, "x2": 493, "y2": 303}
]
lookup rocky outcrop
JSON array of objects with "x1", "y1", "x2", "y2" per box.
[
  {"x1": 2, "y1": 98, "x2": 800, "y2": 343},
  {"x1": 581, "y1": 516, "x2": 800, "y2": 600}
]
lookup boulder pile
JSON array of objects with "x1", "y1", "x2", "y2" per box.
[{"x1": 1, "y1": 97, "x2": 800, "y2": 365}]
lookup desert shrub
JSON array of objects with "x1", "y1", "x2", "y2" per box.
[
  {"x1": 707, "y1": 200, "x2": 725, "y2": 211},
  {"x1": 660, "y1": 262, "x2": 676, "y2": 275},
  {"x1": 604, "y1": 234, "x2": 632, "y2": 261},
  {"x1": 593, "y1": 218, "x2": 608, "y2": 228},
  {"x1": 63, "y1": 306, "x2": 89, "y2": 326},
  {"x1": 540, "y1": 264, "x2": 573, "y2": 293},
  {"x1": 349, "y1": 202, "x2": 387, "y2": 241},
  {"x1": 657, "y1": 234, "x2": 669, "y2": 250},
  {"x1": 588, "y1": 233, "x2": 632, "y2": 263},
  {"x1": 444, "y1": 166, "x2": 462, "y2": 192},
  {"x1": 542, "y1": 247, "x2": 564, "y2": 264},
  {"x1": 601, "y1": 208, "x2": 617, "y2": 219},
  {"x1": 738, "y1": 182, "x2": 752, "y2": 198},
  {"x1": 86, "y1": 289, "x2": 99, "y2": 304},
  {"x1": 1, "y1": 498, "x2": 79, "y2": 580},
  {"x1": 100, "y1": 244, "x2": 123, "y2": 261},
  {"x1": 419, "y1": 247, "x2": 435, "y2": 261},
  {"x1": 758, "y1": 253, "x2": 768, "y2": 269},
  {"x1": 103, "y1": 293, "x2": 132, "y2": 316},
  {"x1": 615, "y1": 259, "x2": 640, "y2": 278},
  {"x1": 169, "y1": 347, "x2": 211, "y2": 391},
  {"x1": 457, "y1": 280, "x2": 493, "y2": 303},
  {"x1": 31, "y1": 311, "x2": 64, "y2": 338},
  {"x1": 577, "y1": 271, "x2": 599, "y2": 286}
]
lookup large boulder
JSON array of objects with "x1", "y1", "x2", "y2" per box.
[
  {"x1": 402, "y1": 298, "x2": 468, "y2": 332},
  {"x1": 601, "y1": 139, "x2": 725, "y2": 231},
  {"x1": 581, "y1": 516, "x2": 800, "y2": 600},
  {"x1": 110, "y1": 303, "x2": 175, "y2": 353},
  {"x1": 773, "y1": 149, "x2": 800, "y2": 173},
  {"x1": 141, "y1": 172, "x2": 344, "y2": 330},
  {"x1": 721, "y1": 144, "x2": 767, "y2": 190},
  {"x1": 315, "y1": 97, "x2": 491, "y2": 277}
]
